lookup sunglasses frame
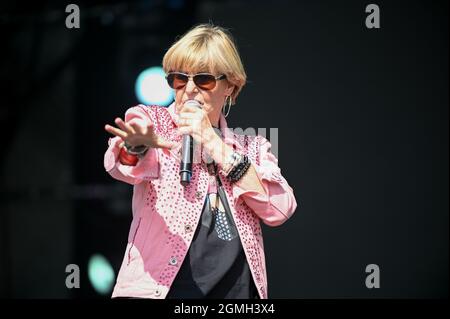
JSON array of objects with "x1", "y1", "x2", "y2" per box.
[{"x1": 166, "y1": 72, "x2": 226, "y2": 90}]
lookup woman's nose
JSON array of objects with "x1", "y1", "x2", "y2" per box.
[{"x1": 184, "y1": 78, "x2": 198, "y2": 93}]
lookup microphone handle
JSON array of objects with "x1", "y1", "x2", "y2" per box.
[{"x1": 180, "y1": 134, "x2": 193, "y2": 186}]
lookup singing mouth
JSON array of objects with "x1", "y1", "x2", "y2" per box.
[{"x1": 183, "y1": 99, "x2": 204, "y2": 105}]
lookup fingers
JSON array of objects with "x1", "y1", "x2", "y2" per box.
[
  {"x1": 106, "y1": 114, "x2": 183, "y2": 150},
  {"x1": 105, "y1": 124, "x2": 128, "y2": 140},
  {"x1": 128, "y1": 121, "x2": 147, "y2": 135},
  {"x1": 176, "y1": 126, "x2": 192, "y2": 136},
  {"x1": 178, "y1": 105, "x2": 205, "y2": 129},
  {"x1": 176, "y1": 118, "x2": 190, "y2": 127},
  {"x1": 105, "y1": 117, "x2": 143, "y2": 140},
  {"x1": 178, "y1": 112, "x2": 197, "y2": 120},
  {"x1": 180, "y1": 104, "x2": 203, "y2": 114},
  {"x1": 176, "y1": 116, "x2": 203, "y2": 128},
  {"x1": 115, "y1": 118, "x2": 136, "y2": 135},
  {"x1": 128, "y1": 118, "x2": 152, "y2": 131}
]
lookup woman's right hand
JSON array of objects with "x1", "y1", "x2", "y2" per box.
[{"x1": 104, "y1": 117, "x2": 177, "y2": 149}]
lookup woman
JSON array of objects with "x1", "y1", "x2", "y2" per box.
[{"x1": 104, "y1": 24, "x2": 297, "y2": 299}]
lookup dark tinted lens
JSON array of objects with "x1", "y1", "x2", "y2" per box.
[
  {"x1": 167, "y1": 73, "x2": 188, "y2": 89},
  {"x1": 194, "y1": 74, "x2": 216, "y2": 90}
]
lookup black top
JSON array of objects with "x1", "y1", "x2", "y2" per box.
[{"x1": 166, "y1": 162, "x2": 258, "y2": 299}]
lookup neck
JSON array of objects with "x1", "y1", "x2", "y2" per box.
[{"x1": 208, "y1": 111, "x2": 221, "y2": 129}]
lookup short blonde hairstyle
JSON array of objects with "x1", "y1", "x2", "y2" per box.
[{"x1": 162, "y1": 23, "x2": 247, "y2": 105}]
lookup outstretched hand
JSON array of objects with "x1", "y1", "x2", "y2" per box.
[{"x1": 105, "y1": 117, "x2": 177, "y2": 149}]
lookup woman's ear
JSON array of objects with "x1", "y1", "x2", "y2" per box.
[{"x1": 225, "y1": 82, "x2": 235, "y2": 97}]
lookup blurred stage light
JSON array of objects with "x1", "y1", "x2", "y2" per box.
[
  {"x1": 88, "y1": 254, "x2": 115, "y2": 295},
  {"x1": 135, "y1": 66, "x2": 174, "y2": 106}
]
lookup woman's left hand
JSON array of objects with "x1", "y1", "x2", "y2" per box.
[{"x1": 175, "y1": 103, "x2": 217, "y2": 147}]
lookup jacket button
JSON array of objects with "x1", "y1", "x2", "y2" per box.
[
  {"x1": 184, "y1": 224, "x2": 193, "y2": 233},
  {"x1": 154, "y1": 289, "x2": 161, "y2": 297},
  {"x1": 195, "y1": 191, "x2": 202, "y2": 199},
  {"x1": 169, "y1": 257, "x2": 178, "y2": 266}
]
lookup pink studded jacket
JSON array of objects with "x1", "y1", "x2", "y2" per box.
[{"x1": 104, "y1": 103, "x2": 297, "y2": 299}]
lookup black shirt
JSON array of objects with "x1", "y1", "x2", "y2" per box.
[{"x1": 166, "y1": 162, "x2": 258, "y2": 299}]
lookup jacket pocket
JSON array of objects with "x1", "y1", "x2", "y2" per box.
[{"x1": 127, "y1": 217, "x2": 142, "y2": 266}]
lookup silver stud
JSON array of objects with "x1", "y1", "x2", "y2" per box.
[{"x1": 169, "y1": 257, "x2": 177, "y2": 266}]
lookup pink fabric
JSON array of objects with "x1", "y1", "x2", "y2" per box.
[{"x1": 104, "y1": 103, "x2": 298, "y2": 299}]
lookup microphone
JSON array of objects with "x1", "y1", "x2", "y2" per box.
[{"x1": 179, "y1": 100, "x2": 202, "y2": 186}]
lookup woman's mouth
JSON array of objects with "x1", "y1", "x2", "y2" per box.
[{"x1": 183, "y1": 99, "x2": 204, "y2": 105}]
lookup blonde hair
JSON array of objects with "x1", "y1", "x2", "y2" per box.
[{"x1": 162, "y1": 23, "x2": 247, "y2": 105}]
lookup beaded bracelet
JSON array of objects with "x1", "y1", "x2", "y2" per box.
[
  {"x1": 229, "y1": 161, "x2": 251, "y2": 183},
  {"x1": 221, "y1": 151, "x2": 242, "y2": 176},
  {"x1": 124, "y1": 142, "x2": 149, "y2": 156},
  {"x1": 229, "y1": 155, "x2": 248, "y2": 177},
  {"x1": 227, "y1": 154, "x2": 251, "y2": 183},
  {"x1": 228, "y1": 161, "x2": 251, "y2": 183}
]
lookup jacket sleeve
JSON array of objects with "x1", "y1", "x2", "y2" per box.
[
  {"x1": 232, "y1": 136, "x2": 298, "y2": 227},
  {"x1": 103, "y1": 106, "x2": 159, "y2": 185}
]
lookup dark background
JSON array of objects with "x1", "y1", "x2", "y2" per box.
[{"x1": 0, "y1": 0, "x2": 447, "y2": 298}]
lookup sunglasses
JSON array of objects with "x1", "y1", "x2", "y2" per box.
[{"x1": 166, "y1": 72, "x2": 226, "y2": 90}]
